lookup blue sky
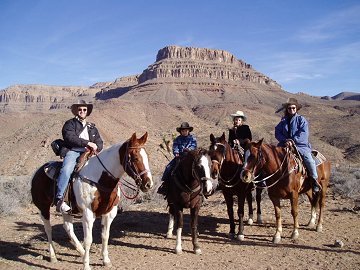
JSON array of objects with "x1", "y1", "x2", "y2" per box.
[{"x1": 0, "y1": 0, "x2": 359, "y2": 97}]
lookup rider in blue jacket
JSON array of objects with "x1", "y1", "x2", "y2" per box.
[
  {"x1": 157, "y1": 122, "x2": 197, "y2": 195},
  {"x1": 275, "y1": 98, "x2": 321, "y2": 193}
]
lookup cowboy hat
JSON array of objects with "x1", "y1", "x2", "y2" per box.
[
  {"x1": 71, "y1": 100, "x2": 93, "y2": 116},
  {"x1": 282, "y1": 97, "x2": 302, "y2": 110},
  {"x1": 230, "y1": 110, "x2": 247, "y2": 121},
  {"x1": 176, "y1": 122, "x2": 193, "y2": 132}
]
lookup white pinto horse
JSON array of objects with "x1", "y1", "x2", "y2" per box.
[{"x1": 31, "y1": 132, "x2": 153, "y2": 270}]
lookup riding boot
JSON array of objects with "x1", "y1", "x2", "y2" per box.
[
  {"x1": 157, "y1": 181, "x2": 168, "y2": 196},
  {"x1": 312, "y1": 178, "x2": 321, "y2": 193}
]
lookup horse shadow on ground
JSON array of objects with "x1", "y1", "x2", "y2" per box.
[{"x1": 4, "y1": 209, "x2": 359, "y2": 265}]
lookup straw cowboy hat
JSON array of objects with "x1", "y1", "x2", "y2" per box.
[
  {"x1": 176, "y1": 122, "x2": 193, "y2": 132},
  {"x1": 71, "y1": 100, "x2": 93, "y2": 116},
  {"x1": 230, "y1": 110, "x2": 247, "y2": 121},
  {"x1": 282, "y1": 97, "x2": 302, "y2": 110}
]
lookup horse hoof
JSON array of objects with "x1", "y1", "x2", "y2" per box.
[
  {"x1": 50, "y1": 256, "x2": 58, "y2": 263},
  {"x1": 307, "y1": 221, "x2": 316, "y2": 228},
  {"x1": 228, "y1": 233, "x2": 236, "y2": 239},
  {"x1": 237, "y1": 234, "x2": 245, "y2": 241},
  {"x1": 175, "y1": 249, "x2": 182, "y2": 254},
  {"x1": 247, "y1": 218, "x2": 254, "y2": 225},
  {"x1": 257, "y1": 215, "x2": 263, "y2": 224},
  {"x1": 291, "y1": 231, "x2": 299, "y2": 240},
  {"x1": 194, "y1": 248, "x2": 202, "y2": 255},
  {"x1": 316, "y1": 225, "x2": 323, "y2": 232},
  {"x1": 103, "y1": 261, "x2": 112, "y2": 267},
  {"x1": 272, "y1": 236, "x2": 281, "y2": 244},
  {"x1": 166, "y1": 233, "x2": 173, "y2": 239}
]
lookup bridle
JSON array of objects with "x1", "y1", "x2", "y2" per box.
[
  {"x1": 244, "y1": 146, "x2": 297, "y2": 189},
  {"x1": 94, "y1": 140, "x2": 150, "y2": 199},
  {"x1": 211, "y1": 142, "x2": 242, "y2": 188}
]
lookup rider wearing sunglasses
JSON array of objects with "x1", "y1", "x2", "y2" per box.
[
  {"x1": 275, "y1": 98, "x2": 321, "y2": 194},
  {"x1": 55, "y1": 100, "x2": 103, "y2": 213}
]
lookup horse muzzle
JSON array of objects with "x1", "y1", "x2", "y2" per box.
[{"x1": 240, "y1": 169, "x2": 254, "y2": 184}]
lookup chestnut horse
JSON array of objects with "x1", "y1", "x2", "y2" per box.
[
  {"x1": 209, "y1": 133, "x2": 263, "y2": 241},
  {"x1": 31, "y1": 132, "x2": 153, "y2": 270},
  {"x1": 166, "y1": 148, "x2": 216, "y2": 255},
  {"x1": 240, "y1": 139, "x2": 331, "y2": 243}
]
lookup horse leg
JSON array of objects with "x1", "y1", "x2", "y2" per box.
[
  {"x1": 290, "y1": 192, "x2": 300, "y2": 240},
  {"x1": 271, "y1": 197, "x2": 282, "y2": 244},
  {"x1": 100, "y1": 206, "x2": 117, "y2": 267},
  {"x1": 316, "y1": 183, "x2": 328, "y2": 232},
  {"x1": 175, "y1": 208, "x2": 183, "y2": 254},
  {"x1": 224, "y1": 192, "x2": 236, "y2": 239},
  {"x1": 246, "y1": 190, "x2": 254, "y2": 225},
  {"x1": 306, "y1": 190, "x2": 317, "y2": 228},
  {"x1": 40, "y1": 215, "x2": 57, "y2": 263},
  {"x1": 256, "y1": 188, "x2": 263, "y2": 224},
  {"x1": 82, "y1": 208, "x2": 96, "y2": 270},
  {"x1": 62, "y1": 214, "x2": 85, "y2": 256},
  {"x1": 237, "y1": 193, "x2": 246, "y2": 241},
  {"x1": 191, "y1": 207, "x2": 201, "y2": 255},
  {"x1": 166, "y1": 204, "x2": 175, "y2": 238}
]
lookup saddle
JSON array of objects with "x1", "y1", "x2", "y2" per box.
[
  {"x1": 44, "y1": 150, "x2": 94, "y2": 215},
  {"x1": 288, "y1": 145, "x2": 327, "y2": 176}
]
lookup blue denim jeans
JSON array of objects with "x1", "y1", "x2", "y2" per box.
[
  {"x1": 56, "y1": 150, "x2": 81, "y2": 200},
  {"x1": 162, "y1": 158, "x2": 176, "y2": 182},
  {"x1": 302, "y1": 151, "x2": 318, "y2": 180}
]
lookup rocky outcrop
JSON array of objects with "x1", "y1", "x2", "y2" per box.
[
  {"x1": 0, "y1": 84, "x2": 98, "y2": 112},
  {"x1": 138, "y1": 45, "x2": 281, "y2": 88}
]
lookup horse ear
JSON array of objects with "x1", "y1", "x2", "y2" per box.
[
  {"x1": 130, "y1": 133, "x2": 137, "y2": 143},
  {"x1": 138, "y1": 132, "x2": 148, "y2": 145},
  {"x1": 255, "y1": 138, "x2": 264, "y2": 148},
  {"x1": 221, "y1": 132, "x2": 226, "y2": 140},
  {"x1": 210, "y1": 133, "x2": 215, "y2": 142}
]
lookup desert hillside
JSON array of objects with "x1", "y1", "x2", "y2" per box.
[{"x1": 0, "y1": 45, "x2": 359, "y2": 177}]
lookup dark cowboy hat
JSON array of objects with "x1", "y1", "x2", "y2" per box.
[
  {"x1": 71, "y1": 100, "x2": 93, "y2": 116},
  {"x1": 176, "y1": 122, "x2": 193, "y2": 132},
  {"x1": 282, "y1": 97, "x2": 302, "y2": 110}
]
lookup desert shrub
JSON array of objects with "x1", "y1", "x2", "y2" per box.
[
  {"x1": 0, "y1": 175, "x2": 32, "y2": 216},
  {"x1": 330, "y1": 165, "x2": 360, "y2": 199}
]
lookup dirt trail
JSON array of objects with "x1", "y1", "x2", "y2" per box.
[{"x1": 0, "y1": 191, "x2": 359, "y2": 270}]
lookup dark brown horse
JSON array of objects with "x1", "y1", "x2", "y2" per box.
[
  {"x1": 240, "y1": 139, "x2": 331, "y2": 243},
  {"x1": 166, "y1": 148, "x2": 216, "y2": 254},
  {"x1": 31, "y1": 133, "x2": 153, "y2": 270},
  {"x1": 209, "y1": 133, "x2": 263, "y2": 241}
]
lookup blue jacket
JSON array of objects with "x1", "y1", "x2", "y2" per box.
[
  {"x1": 275, "y1": 113, "x2": 312, "y2": 155},
  {"x1": 172, "y1": 134, "x2": 197, "y2": 156}
]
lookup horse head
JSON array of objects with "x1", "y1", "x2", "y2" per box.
[
  {"x1": 209, "y1": 132, "x2": 227, "y2": 179},
  {"x1": 192, "y1": 148, "x2": 217, "y2": 197},
  {"x1": 121, "y1": 132, "x2": 153, "y2": 192},
  {"x1": 240, "y1": 138, "x2": 264, "y2": 183}
]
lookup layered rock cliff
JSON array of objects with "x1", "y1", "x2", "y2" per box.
[{"x1": 137, "y1": 45, "x2": 281, "y2": 88}]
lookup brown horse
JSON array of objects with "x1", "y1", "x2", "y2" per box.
[
  {"x1": 31, "y1": 132, "x2": 153, "y2": 270},
  {"x1": 209, "y1": 133, "x2": 263, "y2": 241},
  {"x1": 166, "y1": 148, "x2": 216, "y2": 254},
  {"x1": 240, "y1": 139, "x2": 331, "y2": 243}
]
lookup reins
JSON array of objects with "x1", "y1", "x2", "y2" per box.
[
  {"x1": 212, "y1": 142, "x2": 242, "y2": 188},
  {"x1": 81, "y1": 140, "x2": 150, "y2": 200},
  {"x1": 251, "y1": 146, "x2": 297, "y2": 189}
]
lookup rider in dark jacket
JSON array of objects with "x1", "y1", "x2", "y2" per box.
[{"x1": 55, "y1": 100, "x2": 103, "y2": 213}]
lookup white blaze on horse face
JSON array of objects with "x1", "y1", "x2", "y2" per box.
[
  {"x1": 243, "y1": 149, "x2": 251, "y2": 167},
  {"x1": 139, "y1": 148, "x2": 153, "y2": 188},
  {"x1": 200, "y1": 155, "x2": 213, "y2": 193}
]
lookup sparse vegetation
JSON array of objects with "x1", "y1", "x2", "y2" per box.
[
  {"x1": 0, "y1": 163, "x2": 359, "y2": 217},
  {"x1": 330, "y1": 165, "x2": 360, "y2": 199},
  {"x1": 0, "y1": 176, "x2": 32, "y2": 216}
]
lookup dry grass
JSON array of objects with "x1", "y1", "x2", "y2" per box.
[{"x1": 0, "y1": 164, "x2": 359, "y2": 217}]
